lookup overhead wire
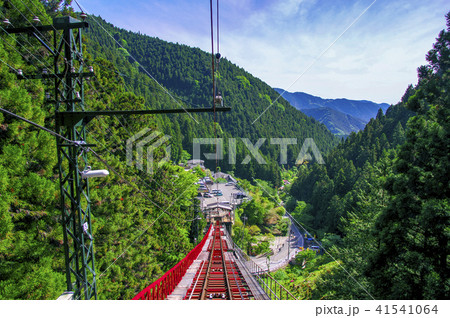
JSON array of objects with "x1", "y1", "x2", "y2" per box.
[
  {"x1": 251, "y1": 177, "x2": 376, "y2": 300},
  {"x1": 209, "y1": 0, "x2": 221, "y2": 209},
  {"x1": 0, "y1": 14, "x2": 52, "y2": 67},
  {"x1": 7, "y1": 0, "x2": 57, "y2": 53},
  {"x1": 0, "y1": 105, "x2": 200, "y2": 224},
  {"x1": 72, "y1": 0, "x2": 200, "y2": 124},
  {"x1": 1, "y1": 1, "x2": 207, "y2": 297},
  {"x1": 1, "y1": 3, "x2": 180, "y2": 200}
]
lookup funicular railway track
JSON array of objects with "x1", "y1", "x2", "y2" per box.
[{"x1": 184, "y1": 221, "x2": 253, "y2": 300}]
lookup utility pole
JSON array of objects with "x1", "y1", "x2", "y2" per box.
[
  {"x1": 287, "y1": 226, "x2": 290, "y2": 262},
  {"x1": 190, "y1": 198, "x2": 201, "y2": 243},
  {"x1": 241, "y1": 216, "x2": 247, "y2": 246},
  {"x1": 7, "y1": 14, "x2": 230, "y2": 301}
]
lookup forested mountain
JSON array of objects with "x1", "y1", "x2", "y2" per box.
[
  {"x1": 0, "y1": 0, "x2": 338, "y2": 300},
  {"x1": 82, "y1": 18, "x2": 339, "y2": 186},
  {"x1": 289, "y1": 103, "x2": 413, "y2": 235},
  {"x1": 284, "y1": 12, "x2": 450, "y2": 299},
  {"x1": 0, "y1": 0, "x2": 203, "y2": 300},
  {"x1": 1, "y1": 0, "x2": 448, "y2": 302},
  {"x1": 274, "y1": 88, "x2": 390, "y2": 135},
  {"x1": 275, "y1": 88, "x2": 390, "y2": 121},
  {"x1": 301, "y1": 107, "x2": 367, "y2": 137}
]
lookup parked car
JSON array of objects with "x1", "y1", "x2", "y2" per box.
[
  {"x1": 203, "y1": 177, "x2": 213, "y2": 185},
  {"x1": 198, "y1": 186, "x2": 208, "y2": 193}
]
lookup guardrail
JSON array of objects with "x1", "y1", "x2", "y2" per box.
[
  {"x1": 133, "y1": 224, "x2": 212, "y2": 300},
  {"x1": 225, "y1": 231, "x2": 297, "y2": 300}
]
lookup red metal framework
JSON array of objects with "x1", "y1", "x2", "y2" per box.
[
  {"x1": 184, "y1": 222, "x2": 253, "y2": 300},
  {"x1": 133, "y1": 225, "x2": 213, "y2": 300}
]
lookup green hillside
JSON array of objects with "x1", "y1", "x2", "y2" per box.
[
  {"x1": 283, "y1": 11, "x2": 449, "y2": 299},
  {"x1": 301, "y1": 107, "x2": 367, "y2": 137},
  {"x1": 0, "y1": 0, "x2": 337, "y2": 299},
  {"x1": 1, "y1": 0, "x2": 447, "y2": 301},
  {"x1": 83, "y1": 16, "x2": 339, "y2": 185}
]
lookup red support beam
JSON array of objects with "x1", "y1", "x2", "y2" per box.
[{"x1": 133, "y1": 224, "x2": 213, "y2": 300}]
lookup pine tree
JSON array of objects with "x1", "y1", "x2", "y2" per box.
[{"x1": 367, "y1": 12, "x2": 450, "y2": 299}]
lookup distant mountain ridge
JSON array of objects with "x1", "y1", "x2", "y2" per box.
[
  {"x1": 274, "y1": 88, "x2": 390, "y2": 136},
  {"x1": 301, "y1": 107, "x2": 367, "y2": 136}
]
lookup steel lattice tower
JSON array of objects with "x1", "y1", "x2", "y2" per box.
[
  {"x1": 7, "y1": 16, "x2": 97, "y2": 299},
  {"x1": 6, "y1": 13, "x2": 230, "y2": 300}
]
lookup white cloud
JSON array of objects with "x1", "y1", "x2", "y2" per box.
[
  {"x1": 220, "y1": 0, "x2": 449, "y2": 104},
  {"x1": 83, "y1": 0, "x2": 449, "y2": 104}
]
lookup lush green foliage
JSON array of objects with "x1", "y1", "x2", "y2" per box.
[
  {"x1": 0, "y1": 0, "x2": 203, "y2": 299},
  {"x1": 283, "y1": 12, "x2": 450, "y2": 300},
  {"x1": 231, "y1": 179, "x2": 289, "y2": 255},
  {"x1": 289, "y1": 103, "x2": 413, "y2": 236},
  {"x1": 1, "y1": 0, "x2": 448, "y2": 301},
  {"x1": 83, "y1": 16, "x2": 339, "y2": 187}
]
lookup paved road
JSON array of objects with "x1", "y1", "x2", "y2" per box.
[
  {"x1": 250, "y1": 221, "x2": 304, "y2": 272},
  {"x1": 197, "y1": 183, "x2": 306, "y2": 272},
  {"x1": 249, "y1": 215, "x2": 310, "y2": 272},
  {"x1": 288, "y1": 216, "x2": 305, "y2": 249}
]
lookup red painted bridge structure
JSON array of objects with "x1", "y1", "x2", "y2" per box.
[{"x1": 133, "y1": 221, "x2": 297, "y2": 300}]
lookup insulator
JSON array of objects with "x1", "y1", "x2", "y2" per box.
[
  {"x1": 17, "y1": 69, "x2": 23, "y2": 76},
  {"x1": 3, "y1": 18, "x2": 11, "y2": 26},
  {"x1": 215, "y1": 93, "x2": 223, "y2": 107},
  {"x1": 71, "y1": 66, "x2": 76, "y2": 73},
  {"x1": 42, "y1": 68, "x2": 48, "y2": 75},
  {"x1": 215, "y1": 53, "x2": 221, "y2": 60},
  {"x1": 80, "y1": 12, "x2": 87, "y2": 21},
  {"x1": 45, "y1": 92, "x2": 51, "y2": 99},
  {"x1": 88, "y1": 66, "x2": 94, "y2": 72},
  {"x1": 32, "y1": 16, "x2": 40, "y2": 24},
  {"x1": 75, "y1": 91, "x2": 81, "y2": 99},
  {"x1": 82, "y1": 222, "x2": 89, "y2": 233}
]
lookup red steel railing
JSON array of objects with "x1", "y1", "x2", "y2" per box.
[{"x1": 133, "y1": 224, "x2": 213, "y2": 300}]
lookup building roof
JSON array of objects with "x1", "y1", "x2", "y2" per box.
[
  {"x1": 187, "y1": 159, "x2": 204, "y2": 164},
  {"x1": 204, "y1": 204, "x2": 232, "y2": 211}
]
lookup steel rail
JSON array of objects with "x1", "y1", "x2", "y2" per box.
[
  {"x1": 199, "y1": 225, "x2": 218, "y2": 300},
  {"x1": 188, "y1": 260, "x2": 207, "y2": 300},
  {"x1": 219, "y1": 228, "x2": 233, "y2": 300}
]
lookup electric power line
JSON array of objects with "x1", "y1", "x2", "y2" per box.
[
  {"x1": 0, "y1": 106, "x2": 199, "y2": 223},
  {"x1": 251, "y1": 177, "x2": 376, "y2": 300},
  {"x1": 72, "y1": 0, "x2": 200, "y2": 124},
  {"x1": 1, "y1": 7, "x2": 179, "y2": 202}
]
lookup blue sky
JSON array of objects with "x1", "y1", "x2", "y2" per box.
[{"x1": 77, "y1": 0, "x2": 448, "y2": 104}]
